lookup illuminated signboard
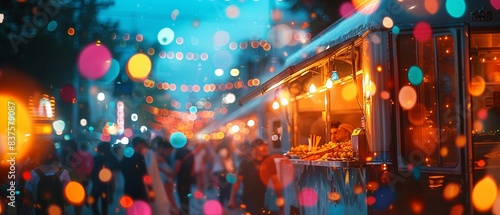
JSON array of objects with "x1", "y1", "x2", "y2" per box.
[
  {"x1": 28, "y1": 94, "x2": 55, "y2": 120},
  {"x1": 117, "y1": 101, "x2": 124, "y2": 135}
]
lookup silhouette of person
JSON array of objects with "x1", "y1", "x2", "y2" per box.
[
  {"x1": 120, "y1": 137, "x2": 149, "y2": 201},
  {"x1": 90, "y1": 142, "x2": 120, "y2": 215},
  {"x1": 212, "y1": 138, "x2": 235, "y2": 208}
]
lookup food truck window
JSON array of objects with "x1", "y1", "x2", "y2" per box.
[
  {"x1": 470, "y1": 33, "x2": 500, "y2": 141},
  {"x1": 397, "y1": 32, "x2": 459, "y2": 168}
]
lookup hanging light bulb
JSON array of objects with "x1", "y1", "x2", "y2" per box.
[
  {"x1": 280, "y1": 97, "x2": 289, "y2": 106},
  {"x1": 272, "y1": 101, "x2": 280, "y2": 109},
  {"x1": 326, "y1": 79, "x2": 333, "y2": 88},
  {"x1": 309, "y1": 83, "x2": 317, "y2": 93}
]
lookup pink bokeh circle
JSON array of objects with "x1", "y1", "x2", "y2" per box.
[{"x1": 78, "y1": 43, "x2": 112, "y2": 80}]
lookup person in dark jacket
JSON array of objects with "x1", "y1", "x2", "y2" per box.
[
  {"x1": 90, "y1": 142, "x2": 120, "y2": 215},
  {"x1": 121, "y1": 137, "x2": 149, "y2": 201}
]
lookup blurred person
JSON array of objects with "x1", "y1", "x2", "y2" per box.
[
  {"x1": 330, "y1": 121, "x2": 342, "y2": 141},
  {"x1": 60, "y1": 140, "x2": 93, "y2": 215},
  {"x1": 121, "y1": 137, "x2": 149, "y2": 201},
  {"x1": 153, "y1": 137, "x2": 180, "y2": 214},
  {"x1": 193, "y1": 141, "x2": 213, "y2": 192},
  {"x1": 21, "y1": 139, "x2": 71, "y2": 215},
  {"x1": 141, "y1": 137, "x2": 172, "y2": 215},
  {"x1": 170, "y1": 137, "x2": 195, "y2": 214},
  {"x1": 228, "y1": 138, "x2": 283, "y2": 214},
  {"x1": 211, "y1": 138, "x2": 235, "y2": 208},
  {"x1": 90, "y1": 142, "x2": 120, "y2": 215},
  {"x1": 334, "y1": 123, "x2": 355, "y2": 142}
]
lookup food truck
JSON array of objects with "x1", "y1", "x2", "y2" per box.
[{"x1": 235, "y1": 0, "x2": 500, "y2": 214}]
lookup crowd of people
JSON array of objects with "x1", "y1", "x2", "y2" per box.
[{"x1": 2, "y1": 132, "x2": 286, "y2": 215}]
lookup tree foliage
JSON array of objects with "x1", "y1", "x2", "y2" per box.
[{"x1": 0, "y1": 0, "x2": 119, "y2": 87}]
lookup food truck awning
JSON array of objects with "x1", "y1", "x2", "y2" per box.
[
  {"x1": 199, "y1": 92, "x2": 273, "y2": 135},
  {"x1": 238, "y1": 1, "x2": 383, "y2": 106}
]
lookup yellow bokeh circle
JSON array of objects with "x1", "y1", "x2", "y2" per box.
[{"x1": 126, "y1": 53, "x2": 152, "y2": 82}]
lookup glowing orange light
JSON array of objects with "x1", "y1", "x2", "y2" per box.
[
  {"x1": 65, "y1": 181, "x2": 85, "y2": 205},
  {"x1": 48, "y1": 205, "x2": 62, "y2": 215},
  {"x1": 98, "y1": 168, "x2": 112, "y2": 182},
  {"x1": 472, "y1": 175, "x2": 498, "y2": 212},
  {"x1": 443, "y1": 183, "x2": 461, "y2": 201},
  {"x1": 119, "y1": 195, "x2": 134, "y2": 208},
  {"x1": 468, "y1": 76, "x2": 486, "y2": 97}
]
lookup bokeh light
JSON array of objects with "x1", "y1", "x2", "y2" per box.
[
  {"x1": 214, "y1": 30, "x2": 230, "y2": 46},
  {"x1": 477, "y1": 108, "x2": 488, "y2": 120},
  {"x1": 77, "y1": 42, "x2": 112, "y2": 80},
  {"x1": 157, "y1": 28, "x2": 175, "y2": 45},
  {"x1": 131, "y1": 113, "x2": 138, "y2": 121},
  {"x1": 366, "y1": 196, "x2": 376, "y2": 206},
  {"x1": 97, "y1": 92, "x2": 105, "y2": 101},
  {"x1": 98, "y1": 59, "x2": 120, "y2": 82},
  {"x1": 267, "y1": 24, "x2": 292, "y2": 48},
  {"x1": 22, "y1": 171, "x2": 31, "y2": 181},
  {"x1": 194, "y1": 190, "x2": 203, "y2": 199},
  {"x1": 380, "y1": 91, "x2": 390, "y2": 100},
  {"x1": 443, "y1": 182, "x2": 461, "y2": 200},
  {"x1": 230, "y1": 68, "x2": 240, "y2": 76},
  {"x1": 455, "y1": 135, "x2": 466, "y2": 147},
  {"x1": 492, "y1": 0, "x2": 500, "y2": 9},
  {"x1": 408, "y1": 66, "x2": 423, "y2": 86},
  {"x1": 64, "y1": 181, "x2": 86, "y2": 205},
  {"x1": 170, "y1": 132, "x2": 188, "y2": 148},
  {"x1": 80, "y1": 118, "x2": 87, "y2": 126},
  {"x1": 477, "y1": 159, "x2": 486, "y2": 167},
  {"x1": 127, "y1": 200, "x2": 151, "y2": 215},
  {"x1": 60, "y1": 84, "x2": 76, "y2": 103},
  {"x1": 392, "y1": 26, "x2": 400, "y2": 35},
  {"x1": 469, "y1": 76, "x2": 486, "y2": 96},
  {"x1": 98, "y1": 167, "x2": 112, "y2": 182},
  {"x1": 339, "y1": 2, "x2": 355, "y2": 18},
  {"x1": 446, "y1": 0, "x2": 466, "y2": 18},
  {"x1": 126, "y1": 53, "x2": 152, "y2": 82},
  {"x1": 47, "y1": 21, "x2": 58, "y2": 31},
  {"x1": 123, "y1": 147, "x2": 135, "y2": 158},
  {"x1": 413, "y1": 22, "x2": 432, "y2": 42},
  {"x1": 298, "y1": 188, "x2": 318, "y2": 207},
  {"x1": 203, "y1": 200, "x2": 223, "y2": 215},
  {"x1": 382, "y1": 17, "x2": 393, "y2": 28},
  {"x1": 411, "y1": 200, "x2": 423, "y2": 214},
  {"x1": 408, "y1": 103, "x2": 428, "y2": 126},
  {"x1": 226, "y1": 5, "x2": 240, "y2": 19},
  {"x1": 425, "y1": 0, "x2": 439, "y2": 14},
  {"x1": 341, "y1": 82, "x2": 358, "y2": 101},
  {"x1": 366, "y1": 181, "x2": 379, "y2": 192},
  {"x1": 472, "y1": 175, "x2": 498, "y2": 212},
  {"x1": 493, "y1": 194, "x2": 500, "y2": 214},
  {"x1": 226, "y1": 173, "x2": 237, "y2": 183},
  {"x1": 450, "y1": 204, "x2": 465, "y2": 215},
  {"x1": 398, "y1": 86, "x2": 417, "y2": 110},
  {"x1": 48, "y1": 205, "x2": 62, "y2": 215},
  {"x1": 119, "y1": 195, "x2": 134, "y2": 208},
  {"x1": 440, "y1": 146, "x2": 449, "y2": 157}
]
